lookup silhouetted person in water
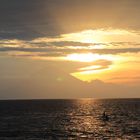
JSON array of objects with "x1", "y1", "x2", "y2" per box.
[{"x1": 102, "y1": 111, "x2": 109, "y2": 121}]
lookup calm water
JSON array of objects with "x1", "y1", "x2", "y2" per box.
[{"x1": 0, "y1": 99, "x2": 140, "y2": 140}]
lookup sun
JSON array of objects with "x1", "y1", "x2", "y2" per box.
[
  {"x1": 66, "y1": 53, "x2": 95, "y2": 62},
  {"x1": 66, "y1": 53, "x2": 115, "y2": 62}
]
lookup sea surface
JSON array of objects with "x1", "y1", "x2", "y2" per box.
[{"x1": 0, "y1": 99, "x2": 140, "y2": 140}]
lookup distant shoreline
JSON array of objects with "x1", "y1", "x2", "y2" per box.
[{"x1": 0, "y1": 98, "x2": 140, "y2": 101}]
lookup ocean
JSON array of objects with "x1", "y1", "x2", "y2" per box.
[{"x1": 0, "y1": 99, "x2": 140, "y2": 140}]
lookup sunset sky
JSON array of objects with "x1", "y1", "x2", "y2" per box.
[{"x1": 0, "y1": 0, "x2": 140, "y2": 99}]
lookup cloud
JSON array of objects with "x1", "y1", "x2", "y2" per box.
[
  {"x1": 1, "y1": 46, "x2": 140, "y2": 58},
  {"x1": 77, "y1": 59, "x2": 112, "y2": 72},
  {"x1": 0, "y1": 74, "x2": 140, "y2": 99},
  {"x1": 0, "y1": 37, "x2": 140, "y2": 58},
  {"x1": 91, "y1": 48, "x2": 140, "y2": 54},
  {"x1": 0, "y1": 55, "x2": 140, "y2": 99},
  {"x1": 0, "y1": 0, "x2": 140, "y2": 39},
  {"x1": 108, "y1": 76, "x2": 140, "y2": 82},
  {"x1": 49, "y1": 41, "x2": 93, "y2": 47},
  {"x1": 0, "y1": 28, "x2": 140, "y2": 60}
]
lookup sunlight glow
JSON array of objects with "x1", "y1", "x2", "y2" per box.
[
  {"x1": 61, "y1": 29, "x2": 140, "y2": 44},
  {"x1": 79, "y1": 65, "x2": 101, "y2": 71},
  {"x1": 66, "y1": 53, "x2": 96, "y2": 62},
  {"x1": 2, "y1": 29, "x2": 139, "y2": 85},
  {"x1": 66, "y1": 53, "x2": 115, "y2": 62}
]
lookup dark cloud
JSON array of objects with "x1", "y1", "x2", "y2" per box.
[
  {"x1": 1, "y1": 46, "x2": 140, "y2": 57},
  {"x1": 0, "y1": 0, "x2": 140, "y2": 40},
  {"x1": 0, "y1": 0, "x2": 61, "y2": 39},
  {"x1": 50, "y1": 41, "x2": 93, "y2": 47}
]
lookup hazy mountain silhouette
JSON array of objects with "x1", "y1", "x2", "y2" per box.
[{"x1": 0, "y1": 65, "x2": 140, "y2": 99}]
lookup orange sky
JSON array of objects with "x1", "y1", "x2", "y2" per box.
[{"x1": 0, "y1": 0, "x2": 140, "y2": 99}]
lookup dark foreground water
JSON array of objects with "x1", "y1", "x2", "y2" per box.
[{"x1": 0, "y1": 99, "x2": 140, "y2": 140}]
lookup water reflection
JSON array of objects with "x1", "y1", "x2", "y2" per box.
[{"x1": 0, "y1": 99, "x2": 140, "y2": 139}]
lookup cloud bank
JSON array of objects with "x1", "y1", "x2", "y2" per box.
[{"x1": 0, "y1": 0, "x2": 140, "y2": 39}]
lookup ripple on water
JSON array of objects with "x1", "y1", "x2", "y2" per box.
[{"x1": 0, "y1": 99, "x2": 139, "y2": 139}]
